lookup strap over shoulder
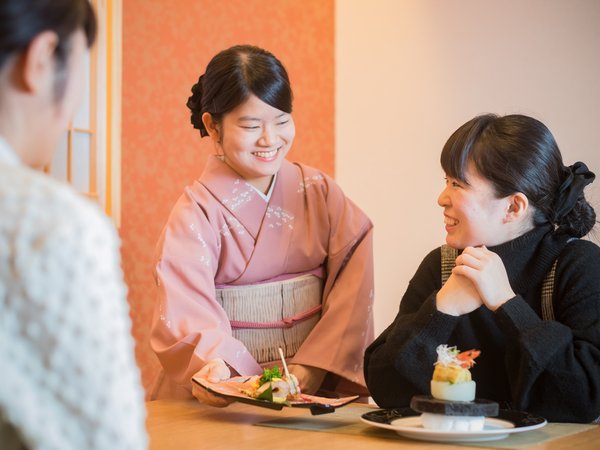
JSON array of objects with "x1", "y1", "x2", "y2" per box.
[
  {"x1": 540, "y1": 236, "x2": 579, "y2": 321},
  {"x1": 540, "y1": 260, "x2": 557, "y2": 321},
  {"x1": 441, "y1": 244, "x2": 459, "y2": 285}
]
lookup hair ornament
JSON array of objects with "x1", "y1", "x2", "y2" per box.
[
  {"x1": 553, "y1": 161, "x2": 595, "y2": 222},
  {"x1": 186, "y1": 74, "x2": 209, "y2": 137}
]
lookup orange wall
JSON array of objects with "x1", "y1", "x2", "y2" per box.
[{"x1": 121, "y1": 0, "x2": 334, "y2": 396}]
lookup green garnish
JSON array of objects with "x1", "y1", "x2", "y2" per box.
[
  {"x1": 256, "y1": 384, "x2": 273, "y2": 401},
  {"x1": 259, "y1": 367, "x2": 282, "y2": 385}
]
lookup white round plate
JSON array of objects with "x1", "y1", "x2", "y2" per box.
[{"x1": 361, "y1": 408, "x2": 547, "y2": 443}]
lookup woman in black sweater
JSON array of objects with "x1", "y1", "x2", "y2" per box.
[{"x1": 364, "y1": 114, "x2": 599, "y2": 423}]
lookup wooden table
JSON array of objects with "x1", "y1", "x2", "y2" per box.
[{"x1": 146, "y1": 400, "x2": 600, "y2": 449}]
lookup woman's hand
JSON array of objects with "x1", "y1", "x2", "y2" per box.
[
  {"x1": 452, "y1": 246, "x2": 515, "y2": 311},
  {"x1": 288, "y1": 364, "x2": 327, "y2": 395},
  {"x1": 191, "y1": 358, "x2": 234, "y2": 407},
  {"x1": 436, "y1": 270, "x2": 483, "y2": 316}
]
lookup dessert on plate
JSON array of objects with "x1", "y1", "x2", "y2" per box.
[{"x1": 410, "y1": 345, "x2": 499, "y2": 431}]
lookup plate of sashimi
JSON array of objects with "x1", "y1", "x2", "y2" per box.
[{"x1": 192, "y1": 367, "x2": 359, "y2": 415}]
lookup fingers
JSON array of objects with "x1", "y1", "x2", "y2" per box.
[
  {"x1": 436, "y1": 273, "x2": 483, "y2": 316},
  {"x1": 208, "y1": 362, "x2": 230, "y2": 383},
  {"x1": 191, "y1": 383, "x2": 232, "y2": 408},
  {"x1": 453, "y1": 247, "x2": 515, "y2": 311},
  {"x1": 455, "y1": 245, "x2": 492, "y2": 268},
  {"x1": 451, "y1": 263, "x2": 477, "y2": 279},
  {"x1": 454, "y1": 247, "x2": 503, "y2": 282},
  {"x1": 288, "y1": 364, "x2": 327, "y2": 395},
  {"x1": 197, "y1": 358, "x2": 231, "y2": 383}
]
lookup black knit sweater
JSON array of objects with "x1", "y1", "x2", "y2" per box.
[{"x1": 364, "y1": 224, "x2": 600, "y2": 423}]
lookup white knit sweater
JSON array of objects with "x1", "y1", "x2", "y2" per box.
[{"x1": 0, "y1": 139, "x2": 148, "y2": 450}]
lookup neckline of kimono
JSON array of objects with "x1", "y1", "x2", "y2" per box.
[
  {"x1": 215, "y1": 155, "x2": 277, "y2": 202},
  {"x1": 249, "y1": 172, "x2": 277, "y2": 202}
]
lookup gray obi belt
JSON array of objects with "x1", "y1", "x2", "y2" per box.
[{"x1": 216, "y1": 274, "x2": 323, "y2": 363}]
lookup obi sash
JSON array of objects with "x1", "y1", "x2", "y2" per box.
[{"x1": 215, "y1": 274, "x2": 323, "y2": 364}]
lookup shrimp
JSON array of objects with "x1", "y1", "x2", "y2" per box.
[{"x1": 457, "y1": 349, "x2": 480, "y2": 368}]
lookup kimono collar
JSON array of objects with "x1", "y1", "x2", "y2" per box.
[
  {"x1": 199, "y1": 155, "x2": 287, "y2": 238},
  {"x1": 250, "y1": 171, "x2": 277, "y2": 201},
  {"x1": 0, "y1": 136, "x2": 21, "y2": 167}
]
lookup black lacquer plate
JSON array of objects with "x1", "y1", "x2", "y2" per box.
[{"x1": 361, "y1": 407, "x2": 547, "y2": 442}]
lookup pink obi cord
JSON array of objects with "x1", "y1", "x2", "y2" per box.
[{"x1": 229, "y1": 304, "x2": 322, "y2": 330}]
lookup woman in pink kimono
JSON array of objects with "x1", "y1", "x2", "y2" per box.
[{"x1": 151, "y1": 45, "x2": 374, "y2": 403}]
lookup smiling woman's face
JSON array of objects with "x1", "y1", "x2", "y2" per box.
[
  {"x1": 215, "y1": 94, "x2": 295, "y2": 192},
  {"x1": 437, "y1": 164, "x2": 513, "y2": 249}
]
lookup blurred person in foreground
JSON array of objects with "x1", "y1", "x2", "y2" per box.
[{"x1": 0, "y1": 1, "x2": 147, "y2": 448}]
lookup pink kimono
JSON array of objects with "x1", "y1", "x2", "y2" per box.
[{"x1": 151, "y1": 156, "x2": 374, "y2": 399}]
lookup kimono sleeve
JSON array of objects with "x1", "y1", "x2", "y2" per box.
[
  {"x1": 151, "y1": 189, "x2": 261, "y2": 388},
  {"x1": 291, "y1": 174, "x2": 374, "y2": 391}
]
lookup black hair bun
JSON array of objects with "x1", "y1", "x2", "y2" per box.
[{"x1": 186, "y1": 74, "x2": 208, "y2": 137}]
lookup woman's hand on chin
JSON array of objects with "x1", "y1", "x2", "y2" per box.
[{"x1": 453, "y1": 246, "x2": 515, "y2": 311}]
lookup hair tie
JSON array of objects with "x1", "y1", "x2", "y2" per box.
[
  {"x1": 186, "y1": 74, "x2": 209, "y2": 137},
  {"x1": 553, "y1": 161, "x2": 595, "y2": 222}
]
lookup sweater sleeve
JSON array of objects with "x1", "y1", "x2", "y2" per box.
[
  {"x1": 364, "y1": 248, "x2": 461, "y2": 407},
  {"x1": 1, "y1": 178, "x2": 148, "y2": 450},
  {"x1": 494, "y1": 239, "x2": 600, "y2": 422}
]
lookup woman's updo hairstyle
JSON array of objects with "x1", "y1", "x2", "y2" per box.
[
  {"x1": 0, "y1": 0, "x2": 96, "y2": 96},
  {"x1": 441, "y1": 114, "x2": 596, "y2": 238},
  {"x1": 187, "y1": 45, "x2": 293, "y2": 137}
]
